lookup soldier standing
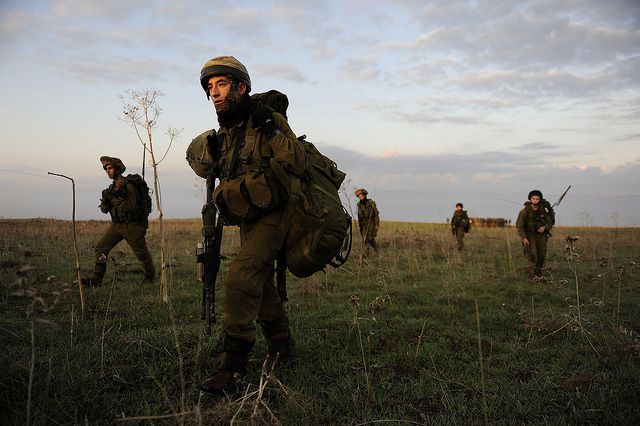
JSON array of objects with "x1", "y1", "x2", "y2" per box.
[
  {"x1": 81, "y1": 156, "x2": 155, "y2": 287},
  {"x1": 195, "y1": 56, "x2": 305, "y2": 393},
  {"x1": 451, "y1": 202, "x2": 470, "y2": 251},
  {"x1": 516, "y1": 190, "x2": 554, "y2": 279},
  {"x1": 355, "y1": 188, "x2": 380, "y2": 254}
]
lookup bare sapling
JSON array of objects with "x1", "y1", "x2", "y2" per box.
[
  {"x1": 120, "y1": 89, "x2": 182, "y2": 304},
  {"x1": 47, "y1": 172, "x2": 85, "y2": 319}
]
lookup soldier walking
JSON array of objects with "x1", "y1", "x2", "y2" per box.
[
  {"x1": 355, "y1": 188, "x2": 380, "y2": 254},
  {"x1": 516, "y1": 190, "x2": 554, "y2": 279},
  {"x1": 81, "y1": 156, "x2": 155, "y2": 287},
  {"x1": 194, "y1": 56, "x2": 305, "y2": 393},
  {"x1": 451, "y1": 202, "x2": 470, "y2": 251}
]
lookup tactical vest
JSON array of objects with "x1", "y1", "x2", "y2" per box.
[
  {"x1": 211, "y1": 116, "x2": 289, "y2": 225},
  {"x1": 451, "y1": 211, "x2": 469, "y2": 228},
  {"x1": 521, "y1": 203, "x2": 553, "y2": 235},
  {"x1": 357, "y1": 200, "x2": 378, "y2": 225},
  {"x1": 108, "y1": 182, "x2": 137, "y2": 223}
]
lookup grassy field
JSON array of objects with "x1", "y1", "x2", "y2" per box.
[{"x1": 1, "y1": 218, "x2": 638, "y2": 425}]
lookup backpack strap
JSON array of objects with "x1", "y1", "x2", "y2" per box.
[{"x1": 225, "y1": 121, "x2": 249, "y2": 180}]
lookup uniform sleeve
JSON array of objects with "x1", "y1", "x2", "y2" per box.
[
  {"x1": 516, "y1": 208, "x2": 527, "y2": 239},
  {"x1": 267, "y1": 113, "x2": 306, "y2": 176}
]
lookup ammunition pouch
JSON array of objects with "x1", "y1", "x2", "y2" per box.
[{"x1": 212, "y1": 169, "x2": 288, "y2": 225}]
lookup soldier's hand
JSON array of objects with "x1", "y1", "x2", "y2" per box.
[
  {"x1": 99, "y1": 197, "x2": 110, "y2": 213},
  {"x1": 536, "y1": 226, "x2": 546, "y2": 234},
  {"x1": 252, "y1": 105, "x2": 279, "y2": 140},
  {"x1": 522, "y1": 238, "x2": 530, "y2": 246}
]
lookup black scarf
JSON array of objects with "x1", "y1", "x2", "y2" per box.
[{"x1": 216, "y1": 94, "x2": 253, "y2": 128}]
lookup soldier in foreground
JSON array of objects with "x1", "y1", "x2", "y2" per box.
[
  {"x1": 516, "y1": 190, "x2": 554, "y2": 279},
  {"x1": 450, "y1": 202, "x2": 470, "y2": 251},
  {"x1": 81, "y1": 156, "x2": 154, "y2": 287},
  {"x1": 195, "y1": 56, "x2": 305, "y2": 393},
  {"x1": 355, "y1": 188, "x2": 380, "y2": 254}
]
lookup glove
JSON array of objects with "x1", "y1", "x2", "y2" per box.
[
  {"x1": 99, "y1": 190, "x2": 112, "y2": 213},
  {"x1": 101, "y1": 188, "x2": 113, "y2": 201},
  {"x1": 252, "y1": 105, "x2": 280, "y2": 140}
]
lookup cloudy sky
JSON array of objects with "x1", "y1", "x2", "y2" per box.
[{"x1": 1, "y1": 0, "x2": 639, "y2": 226}]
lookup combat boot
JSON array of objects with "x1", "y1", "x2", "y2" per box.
[
  {"x1": 200, "y1": 366, "x2": 241, "y2": 394},
  {"x1": 201, "y1": 336, "x2": 253, "y2": 394},
  {"x1": 252, "y1": 317, "x2": 296, "y2": 368},
  {"x1": 81, "y1": 276, "x2": 102, "y2": 287},
  {"x1": 81, "y1": 264, "x2": 105, "y2": 287},
  {"x1": 141, "y1": 266, "x2": 155, "y2": 285},
  {"x1": 267, "y1": 332, "x2": 296, "y2": 364}
]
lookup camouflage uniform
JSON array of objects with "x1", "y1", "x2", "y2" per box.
[
  {"x1": 355, "y1": 189, "x2": 380, "y2": 252},
  {"x1": 213, "y1": 112, "x2": 304, "y2": 347},
  {"x1": 516, "y1": 193, "x2": 554, "y2": 277},
  {"x1": 194, "y1": 56, "x2": 305, "y2": 392},
  {"x1": 451, "y1": 208, "x2": 470, "y2": 251},
  {"x1": 84, "y1": 157, "x2": 154, "y2": 286}
]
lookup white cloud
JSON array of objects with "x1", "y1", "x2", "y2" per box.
[{"x1": 254, "y1": 63, "x2": 307, "y2": 82}]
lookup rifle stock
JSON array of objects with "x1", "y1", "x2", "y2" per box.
[{"x1": 197, "y1": 176, "x2": 224, "y2": 336}]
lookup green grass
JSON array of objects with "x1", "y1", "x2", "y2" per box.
[{"x1": 1, "y1": 219, "x2": 639, "y2": 425}]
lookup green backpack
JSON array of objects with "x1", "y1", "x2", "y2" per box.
[
  {"x1": 284, "y1": 136, "x2": 352, "y2": 277},
  {"x1": 540, "y1": 199, "x2": 556, "y2": 227},
  {"x1": 126, "y1": 174, "x2": 153, "y2": 219},
  {"x1": 252, "y1": 91, "x2": 352, "y2": 277}
]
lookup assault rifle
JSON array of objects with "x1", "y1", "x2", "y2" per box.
[
  {"x1": 552, "y1": 185, "x2": 571, "y2": 209},
  {"x1": 197, "y1": 175, "x2": 224, "y2": 336}
]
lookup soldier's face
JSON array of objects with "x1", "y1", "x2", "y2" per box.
[
  {"x1": 456, "y1": 206, "x2": 462, "y2": 212},
  {"x1": 207, "y1": 76, "x2": 246, "y2": 112},
  {"x1": 105, "y1": 165, "x2": 118, "y2": 180},
  {"x1": 357, "y1": 194, "x2": 366, "y2": 201},
  {"x1": 530, "y1": 195, "x2": 540, "y2": 205}
]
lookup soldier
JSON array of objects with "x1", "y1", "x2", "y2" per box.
[
  {"x1": 81, "y1": 156, "x2": 155, "y2": 287},
  {"x1": 451, "y1": 202, "x2": 470, "y2": 251},
  {"x1": 355, "y1": 188, "x2": 380, "y2": 254},
  {"x1": 516, "y1": 189, "x2": 554, "y2": 279},
  {"x1": 195, "y1": 56, "x2": 305, "y2": 393}
]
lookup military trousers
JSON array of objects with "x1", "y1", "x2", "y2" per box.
[
  {"x1": 224, "y1": 210, "x2": 290, "y2": 346},
  {"x1": 455, "y1": 227, "x2": 466, "y2": 251},
  {"x1": 527, "y1": 233, "x2": 548, "y2": 276},
  {"x1": 94, "y1": 222, "x2": 154, "y2": 275},
  {"x1": 359, "y1": 223, "x2": 378, "y2": 251}
]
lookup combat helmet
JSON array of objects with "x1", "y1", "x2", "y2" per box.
[
  {"x1": 528, "y1": 190, "x2": 543, "y2": 200},
  {"x1": 100, "y1": 156, "x2": 126, "y2": 174},
  {"x1": 200, "y1": 56, "x2": 251, "y2": 98},
  {"x1": 354, "y1": 188, "x2": 368, "y2": 197}
]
